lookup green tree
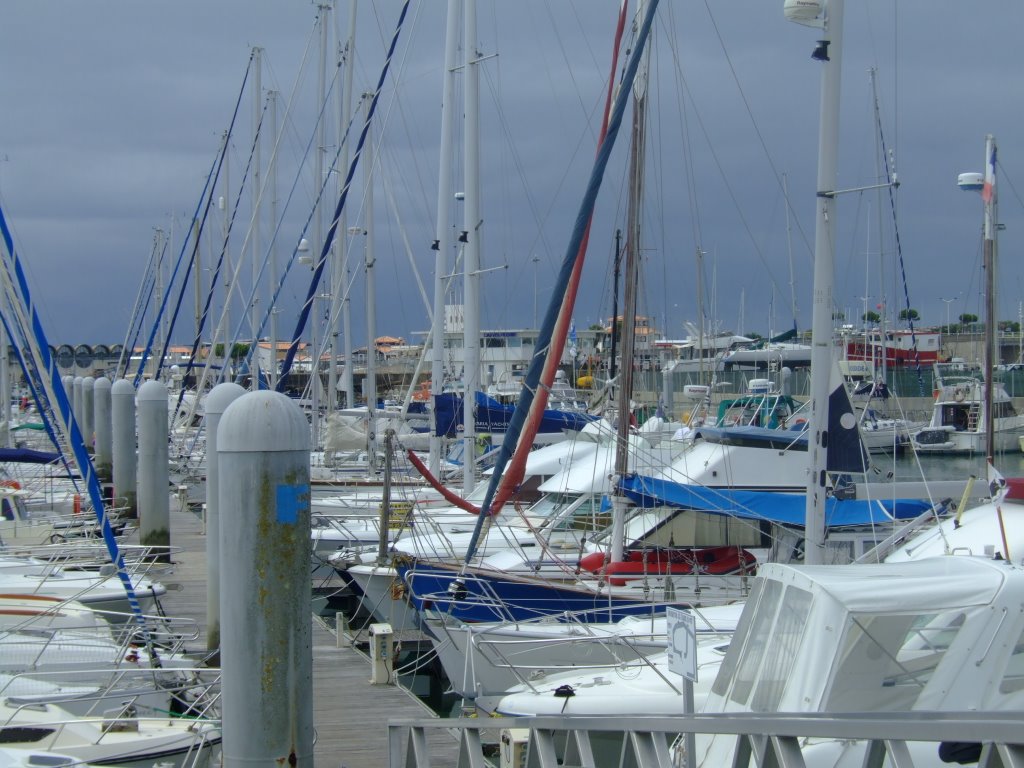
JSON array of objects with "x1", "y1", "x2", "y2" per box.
[
  {"x1": 862, "y1": 311, "x2": 881, "y2": 324},
  {"x1": 214, "y1": 342, "x2": 250, "y2": 359},
  {"x1": 898, "y1": 308, "x2": 920, "y2": 323},
  {"x1": 959, "y1": 313, "x2": 979, "y2": 328}
]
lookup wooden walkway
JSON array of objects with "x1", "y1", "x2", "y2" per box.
[{"x1": 152, "y1": 503, "x2": 460, "y2": 767}]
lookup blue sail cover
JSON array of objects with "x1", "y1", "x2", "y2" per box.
[
  {"x1": 0, "y1": 447, "x2": 62, "y2": 465},
  {"x1": 433, "y1": 391, "x2": 597, "y2": 438},
  {"x1": 619, "y1": 474, "x2": 931, "y2": 527}
]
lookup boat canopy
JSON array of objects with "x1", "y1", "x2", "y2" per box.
[{"x1": 618, "y1": 473, "x2": 932, "y2": 527}]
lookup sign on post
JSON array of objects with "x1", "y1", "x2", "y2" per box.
[{"x1": 666, "y1": 606, "x2": 698, "y2": 682}]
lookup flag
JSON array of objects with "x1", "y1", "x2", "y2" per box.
[
  {"x1": 988, "y1": 461, "x2": 1008, "y2": 505},
  {"x1": 568, "y1": 320, "x2": 578, "y2": 360},
  {"x1": 982, "y1": 145, "x2": 997, "y2": 203}
]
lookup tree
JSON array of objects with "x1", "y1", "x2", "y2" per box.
[
  {"x1": 214, "y1": 342, "x2": 250, "y2": 359},
  {"x1": 898, "y1": 308, "x2": 920, "y2": 324},
  {"x1": 959, "y1": 313, "x2": 979, "y2": 327},
  {"x1": 862, "y1": 311, "x2": 881, "y2": 324}
]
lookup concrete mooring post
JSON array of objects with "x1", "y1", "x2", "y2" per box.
[
  {"x1": 137, "y1": 379, "x2": 169, "y2": 559},
  {"x1": 81, "y1": 376, "x2": 95, "y2": 452},
  {"x1": 218, "y1": 390, "x2": 313, "y2": 767},
  {"x1": 93, "y1": 377, "x2": 112, "y2": 482},
  {"x1": 202, "y1": 381, "x2": 245, "y2": 655},
  {"x1": 111, "y1": 379, "x2": 137, "y2": 518},
  {"x1": 72, "y1": 376, "x2": 83, "y2": 426}
]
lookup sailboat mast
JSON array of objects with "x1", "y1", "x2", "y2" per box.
[
  {"x1": 983, "y1": 134, "x2": 997, "y2": 463},
  {"x1": 430, "y1": 0, "x2": 461, "y2": 476},
  {"x1": 803, "y1": 0, "x2": 844, "y2": 566},
  {"x1": 311, "y1": 1, "x2": 331, "y2": 449},
  {"x1": 364, "y1": 93, "x2": 378, "y2": 469},
  {"x1": 612, "y1": 6, "x2": 650, "y2": 565},
  {"x1": 335, "y1": 1, "x2": 358, "y2": 411},
  {"x1": 462, "y1": 0, "x2": 482, "y2": 495},
  {"x1": 251, "y1": 47, "x2": 263, "y2": 390}
]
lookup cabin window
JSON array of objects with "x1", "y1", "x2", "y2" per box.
[
  {"x1": 728, "y1": 579, "x2": 783, "y2": 705},
  {"x1": 750, "y1": 586, "x2": 812, "y2": 711},
  {"x1": 711, "y1": 577, "x2": 765, "y2": 698},
  {"x1": 824, "y1": 611, "x2": 965, "y2": 712}
]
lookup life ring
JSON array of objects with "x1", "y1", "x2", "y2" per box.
[{"x1": 954, "y1": 388, "x2": 966, "y2": 403}]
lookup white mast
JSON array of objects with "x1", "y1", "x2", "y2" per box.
[
  {"x1": 430, "y1": 0, "x2": 461, "y2": 476},
  {"x1": 462, "y1": 0, "x2": 481, "y2": 495},
  {"x1": 251, "y1": 46, "x2": 262, "y2": 390},
  {"x1": 363, "y1": 93, "x2": 378, "y2": 471},
  {"x1": 611, "y1": 0, "x2": 651, "y2": 565},
  {"x1": 311, "y1": 1, "x2": 331, "y2": 449},
  {"x1": 335, "y1": 1, "x2": 357, "y2": 411},
  {"x1": 268, "y1": 89, "x2": 279, "y2": 389},
  {"x1": 795, "y1": 0, "x2": 844, "y2": 565}
]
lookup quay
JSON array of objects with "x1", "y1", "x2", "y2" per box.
[{"x1": 152, "y1": 503, "x2": 460, "y2": 767}]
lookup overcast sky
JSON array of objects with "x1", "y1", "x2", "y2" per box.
[{"x1": 1, "y1": 1, "x2": 1022, "y2": 352}]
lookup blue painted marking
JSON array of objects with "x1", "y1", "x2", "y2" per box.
[{"x1": 276, "y1": 483, "x2": 308, "y2": 524}]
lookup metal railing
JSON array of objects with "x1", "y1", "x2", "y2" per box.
[{"x1": 388, "y1": 710, "x2": 1024, "y2": 768}]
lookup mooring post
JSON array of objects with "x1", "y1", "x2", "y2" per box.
[{"x1": 219, "y1": 390, "x2": 313, "y2": 767}]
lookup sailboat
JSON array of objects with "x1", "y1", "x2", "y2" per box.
[{"x1": 910, "y1": 138, "x2": 1024, "y2": 455}]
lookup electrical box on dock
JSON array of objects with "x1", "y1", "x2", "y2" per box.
[{"x1": 369, "y1": 622, "x2": 394, "y2": 685}]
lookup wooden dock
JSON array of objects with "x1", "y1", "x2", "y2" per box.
[{"x1": 152, "y1": 503, "x2": 460, "y2": 767}]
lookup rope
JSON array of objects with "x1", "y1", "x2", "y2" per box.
[{"x1": 277, "y1": 0, "x2": 412, "y2": 392}]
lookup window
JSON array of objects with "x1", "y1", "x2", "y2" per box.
[{"x1": 824, "y1": 611, "x2": 965, "y2": 712}]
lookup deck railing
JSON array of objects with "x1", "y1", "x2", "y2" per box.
[{"x1": 388, "y1": 710, "x2": 1024, "y2": 768}]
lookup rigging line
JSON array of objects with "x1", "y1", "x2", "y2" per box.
[
  {"x1": 232, "y1": 88, "x2": 356, "y2": 393},
  {"x1": 276, "y1": 0, "x2": 412, "y2": 394},
  {"x1": 0, "y1": 203, "x2": 157, "y2": 657},
  {"x1": 133, "y1": 53, "x2": 254, "y2": 387},
  {"x1": 210, "y1": 65, "x2": 351, "y2": 397},
  {"x1": 871, "y1": 75, "x2": 926, "y2": 397},
  {"x1": 700, "y1": 0, "x2": 811, "y2": 274},
  {"x1": 117, "y1": 233, "x2": 162, "y2": 378},
  {"x1": 0, "y1": 262, "x2": 78, "y2": 487},
  {"x1": 118, "y1": 238, "x2": 163, "y2": 380},
  {"x1": 164, "y1": 104, "x2": 264, "y2": 389},
  {"x1": 172, "y1": 103, "x2": 270, "y2": 428},
  {"x1": 464, "y1": 0, "x2": 658, "y2": 563}
]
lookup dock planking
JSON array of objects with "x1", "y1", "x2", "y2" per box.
[{"x1": 151, "y1": 503, "x2": 460, "y2": 767}]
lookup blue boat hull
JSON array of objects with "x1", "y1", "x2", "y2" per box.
[{"x1": 398, "y1": 560, "x2": 673, "y2": 623}]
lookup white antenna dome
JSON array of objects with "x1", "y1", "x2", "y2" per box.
[{"x1": 784, "y1": 0, "x2": 825, "y2": 27}]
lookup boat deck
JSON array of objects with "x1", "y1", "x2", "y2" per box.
[{"x1": 150, "y1": 504, "x2": 460, "y2": 767}]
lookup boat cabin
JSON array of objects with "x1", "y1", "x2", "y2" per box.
[{"x1": 697, "y1": 557, "x2": 1024, "y2": 764}]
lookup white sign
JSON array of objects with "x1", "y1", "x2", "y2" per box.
[{"x1": 666, "y1": 607, "x2": 698, "y2": 682}]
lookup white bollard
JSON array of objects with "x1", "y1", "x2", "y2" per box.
[
  {"x1": 219, "y1": 390, "x2": 313, "y2": 767},
  {"x1": 137, "y1": 380, "x2": 169, "y2": 559},
  {"x1": 203, "y1": 382, "x2": 245, "y2": 654},
  {"x1": 111, "y1": 379, "x2": 137, "y2": 518},
  {"x1": 93, "y1": 377, "x2": 112, "y2": 481}
]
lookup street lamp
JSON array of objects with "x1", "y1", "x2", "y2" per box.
[{"x1": 940, "y1": 296, "x2": 958, "y2": 333}]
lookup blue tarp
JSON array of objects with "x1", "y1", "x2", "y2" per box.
[
  {"x1": 619, "y1": 473, "x2": 932, "y2": 528},
  {"x1": 0, "y1": 447, "x2": 62, "y2": 465}
]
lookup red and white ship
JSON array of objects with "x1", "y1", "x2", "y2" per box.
[{"x1": 844, "y1": 329, "x2": 941, "y2": 367}]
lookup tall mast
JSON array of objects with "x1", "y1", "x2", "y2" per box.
[
  {"x1": 251, "y1": 46, "x2": 262, "y2": 390},
  {"x1": 311, "y1": 1, "x2": 331, "y2": 449},
  {"x1": 268, "y1": 90, "x2": 279, "y2": 389},
  {"x1": 462, "y1": 0, "x2": 481, "y2": 495},
  {"x1": 982, "y1": 134, "x2": 997, "y2": 463},
  {"x1": 801, "y1": 0, "x2": 844, "y2": 565},
  {"x1": 430, "y1": 0, "x2": 461, "y2": 476},
  {"x1": 611, "y1": 1, "x2": 650, "y2": 565},
  {"x1": 335, "y1": 1, "x2": 357, "y2": 411},
  {"x1": 363, "y1": 93, "x2": 378, "y2": 470}
]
